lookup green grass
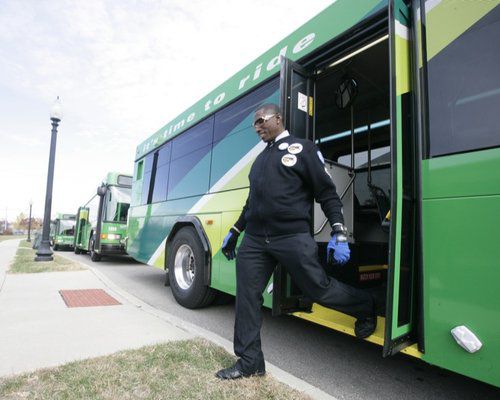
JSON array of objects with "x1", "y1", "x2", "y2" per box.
[
  {"x1": 0, "y1": 339, "x2": 311, "y2": 400},
  {"x1": 18, "y1": 240, "x2": 32, "y2": 248},
  {"x1": 0, "y1": 235, "x2": 26, "y2": 243},
  {"x1": 9, "y1": 241, "x2": 84, "y2": 273}
]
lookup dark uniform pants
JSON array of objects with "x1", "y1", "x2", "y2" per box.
[{"x1": 234, "y1": 232, "x2": 374, "y2": 373}]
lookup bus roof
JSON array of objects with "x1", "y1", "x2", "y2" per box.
[
  {"x1": 102, "y1": 172, "x2": 133, "y2": 187},
  {"x1": 135, "y1": 0, "x2": 387, "y2": 160}
]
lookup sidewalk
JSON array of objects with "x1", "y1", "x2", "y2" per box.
[
  {"x1": 0, "y1": 239, "x2": 336, "y2": 400},
  {"x1": 0, "y1": 239, "x2": 193, "y2": 377}
]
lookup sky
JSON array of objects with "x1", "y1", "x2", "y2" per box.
[{"x1": 0, "y1": 0, "x2": 333, "y2": 222}]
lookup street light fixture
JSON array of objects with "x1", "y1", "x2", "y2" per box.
[
  {"x1": 27, "y1": 199, "x2": 33, "y2": 242},
  {"x1": 35, "y1": 97, "x2": 63, "y2": 262}
]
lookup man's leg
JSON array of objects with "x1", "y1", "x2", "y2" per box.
[
  {"x1": 233, "y1": 234, "x2": 276, "y2": 374},
  {"x1": 269, "y1": 233, "x2": 375, "y2": 332}
]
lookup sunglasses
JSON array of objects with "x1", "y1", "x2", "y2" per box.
[{"x1": 253, "y1": 113, "x2": 277, "y2": 128}]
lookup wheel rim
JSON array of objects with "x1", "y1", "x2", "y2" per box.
[{"x1": 174, "y1": 244, "x2": 195, "y2": 290}]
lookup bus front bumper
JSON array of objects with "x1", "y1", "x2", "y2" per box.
[{"x1": 100, "y1": 243, "x2": 127, "y2": 255}]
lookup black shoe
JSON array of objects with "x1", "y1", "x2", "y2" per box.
[
  {"x1": 354, "y1": 316, "x2": 377, "y2": 339},
  {"x1": 215, "y1": 364, "x2": 265, "y2": 380}
]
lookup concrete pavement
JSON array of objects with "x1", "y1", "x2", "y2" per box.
[
  {"x1": 0, "y1": 239, "x2": 194, "y2": 377},
  {"x1": 0, "y1": 239, "x2": 337, "y2": 400}
]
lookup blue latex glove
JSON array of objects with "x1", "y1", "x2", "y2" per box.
[
  {"x1": 327, "y1": 234, "x2": 350, "y2": 265},
  {"x1": 221, "y1": 228, "x2": 239, "y2": 260}
]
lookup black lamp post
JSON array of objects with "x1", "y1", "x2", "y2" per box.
[
  {"x1": 35, "y1": 97, "x2": 62, "y2": 262},
  {"x1": 27, "y1": 200, "x2": 33, "y2": 242}
]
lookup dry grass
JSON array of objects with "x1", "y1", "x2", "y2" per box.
[
  {"x1": 9, "y1": 240, "x2": 84, "y2": 274},
  {"x1": 0, "y1": 339, "x2": 311, "y2": 400}
]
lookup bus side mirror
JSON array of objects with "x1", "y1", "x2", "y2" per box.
[{"x1": 97, "y1": 186, "x2": 107, "y2": 197}]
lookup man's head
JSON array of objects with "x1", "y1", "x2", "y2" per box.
[{"x1": 253, "y1": 103, "x2": 284, "y2": 143}]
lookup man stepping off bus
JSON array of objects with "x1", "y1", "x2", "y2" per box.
[{"x1": 216, "y1": 103, "x2": 377, "y2": 380}]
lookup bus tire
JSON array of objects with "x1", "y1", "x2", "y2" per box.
[
  {"x1": 168, "y1": 226, "x2": 215, "y2": 309},
  {"x1": 89, "y1": 237, "x2": 101, "y2": 262},
  {"x1": 74, "y1": 246, "x2": 81, "y2": 254},
  {"x1": 53, "y1": 244, "x2": 59, "y2": 251}
]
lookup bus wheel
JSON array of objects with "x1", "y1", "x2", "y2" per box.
[
  {"x1": 89, "y1": 238, "x2": 101, "y2": 262},
  {"x1": 74, "y1": 246, "x2": 81, "y2": 254},
  {"x1": 53, "y1": 244, "x2": 59, "y2": 251},
  {"x1": 168, "y1": 227, "x2": 215, "y2": 309}
]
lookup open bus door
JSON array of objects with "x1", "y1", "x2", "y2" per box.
[
  {"x1": 273, "y1": 3, "x2": 420, "y2": 354},
  {"x1": 75, "y1": 207, "x2": 89, "y2": 249},
  {"x1": 272, "y1": 57, "x2": 314, "y2": 316},
  {"x1": 383, "y1": 0, "x2": 419, "y2": 356}
]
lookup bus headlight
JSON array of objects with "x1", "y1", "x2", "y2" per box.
[{"x1": 101, "y1": 233, "x2": 121, "y2": 240}]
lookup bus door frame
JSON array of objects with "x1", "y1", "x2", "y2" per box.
[
  {"x1": 383, "y1": 0, "x2": 419, "y2": 356},
  {"x1": 75, "y1": 206, "x2": 89, "y2": 249},
  {"x1": 272, "y1": 57, "x2": 315, "y2": 316}
]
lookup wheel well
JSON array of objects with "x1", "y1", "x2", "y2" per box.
[{"x1": 166, "y1": 217, "x2": 212, "y2": 286}]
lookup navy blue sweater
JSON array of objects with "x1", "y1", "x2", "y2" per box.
[{"x1": 234, "y1": 134, "x2": 344, "y2": 236}]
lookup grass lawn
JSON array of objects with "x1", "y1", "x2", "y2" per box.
[
  {"x1": 0, "y1": 235, "x2": 26, "y2": 243},
  {"x1": 9, "y1": 240, "x2": 84, "y2": 273},
  {"x1": 0, "y1": 339, "x2": 311, "y2": 400}
]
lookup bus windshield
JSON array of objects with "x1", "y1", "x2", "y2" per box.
[
  {"x1": 104, "y1": 186, "x2": 131, "y2": 223},
  {"x1": 57, "y1": 220, "x2": 75, "y2": 236}
]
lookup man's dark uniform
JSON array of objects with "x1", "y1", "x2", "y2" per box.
[{"x1": 232, "y1": 131, "x2": 374, "y2": 374}]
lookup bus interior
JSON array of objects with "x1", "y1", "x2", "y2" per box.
[{"x1": 311, "y1": 36, "x2": 392, "y2": 319}]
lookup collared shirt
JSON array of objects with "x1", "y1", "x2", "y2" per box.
[
  {"x1": 269, "y1": 130, "x2": 290, "y2": 147},
  {"x1": 274, "y1": 130, "x2": 290, "y2": 142}
]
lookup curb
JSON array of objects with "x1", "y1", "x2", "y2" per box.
[{"x1": 58, "y1": 252, "x2": 338, "y2": 400}]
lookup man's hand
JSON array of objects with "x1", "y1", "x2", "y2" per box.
[
  {"x1": 327, "y1": 225, "x2": 350, "y2": 265},
  {"x1": 221, "y1": 228, "x2": 240, "y2": 260}
]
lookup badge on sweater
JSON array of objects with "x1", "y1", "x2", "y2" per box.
[
  {"x1": 281, "y1": 154, "x2": 297, "y2": 167},
  {"x1": 278, "y1": 142, "x2": 289, "y2": 151},
  {"x1": 287, "y1": 143, "x2": 303, "y2": 154}
]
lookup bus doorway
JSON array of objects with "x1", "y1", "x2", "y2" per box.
[
  {"x1": 275, "y1": 22, "x2": 418, "y2": 356},
  {"x1": 314, "y1": 36, "x2": 391, "y2": 301}
]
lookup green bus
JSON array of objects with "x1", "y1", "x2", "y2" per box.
[
  {"x1": 51, "y1": 213, "x2": 76, "y2": 251},
  {"x1": 74, "y1": 172, "x2": 132, "y2": 261},
  {"x1": 127, "y1": 0, "x2": 500, "y2": 387}
]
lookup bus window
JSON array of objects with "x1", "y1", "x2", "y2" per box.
[
  {"x1": 171, "y1": 117, "x2": 213, "y2": 160},
  {"x1": 151, "y1": 142, "x2": 171, "y2": 203},
  {"x1": 167, "y1": 117, "x2": 214, "y2": 200},
  {"x1": 213, "y1": 78, "x2": 279, "y2": 142},
  {"x1": 210, "y1": 78, "x2": 279, "y2": 190},
  {"x1": 141, "y1": 153, "x2": 155, "y2": 205},
  {"x1": 427, "y1": 7, "x2": 500, "y2": 157},
  {"x1": 104, "y1": 186, "x2": 132, "y2": 222}
]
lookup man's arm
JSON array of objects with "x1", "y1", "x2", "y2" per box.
[
  {"x1": 233, "y1": 196, "x2": 249, "y2": 233},
  {"x1": 221, "y1": 195, "x2": 249, "y2": 260}
]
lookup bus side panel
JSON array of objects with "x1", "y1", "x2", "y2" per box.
[
  {"x1": 421, "y1": 151, "x2": 500, "y2": 387},
  {"x1": 420, "y1": 1, "x2": 500, "y2": 387},
  {"x1": 126, "y1": 184, "x2": 252, "y2": 269}
]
